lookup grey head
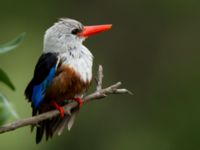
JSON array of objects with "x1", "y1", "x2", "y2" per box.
[{"x1": 43, "y1": 18, "x2": 85, "y2": 53}]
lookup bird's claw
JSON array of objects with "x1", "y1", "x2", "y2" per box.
[
  {"x1": 73, "y1": 97, "x2": 84, "y2": 108},
  {"x1": 51, "y1": 101, "x2": 65, "y2": 118},
  {"x1": 58, "y1": 107, "x2": 65, "y2": 118}
]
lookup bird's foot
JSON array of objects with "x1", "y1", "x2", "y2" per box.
[
  {"x1": 73, "y1": 97, "x2": 84, "y2": 108},
  {"x1": 51, "y1": 101, "x2": 65, "y2": 118}
]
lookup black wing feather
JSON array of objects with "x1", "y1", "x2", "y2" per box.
[{"x1": 25, "y1": 52, "x2": 58, "y2": 101}]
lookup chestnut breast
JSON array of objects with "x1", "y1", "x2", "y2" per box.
[{"x1": 45, "y1": 64, "x2": 92, "y2": 103}]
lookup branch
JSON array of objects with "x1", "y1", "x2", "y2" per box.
[
  {"x1": 96, "y1": 65, "x2": 103, "y2": 91},
  {"x1": 0, "y1": 65, "x2": 132, "y2": 134}
]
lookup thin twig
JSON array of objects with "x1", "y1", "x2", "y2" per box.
[
  {"x1": 0, "y1": 65, "x2": 131, "y2": 134},
  {"x1": 96, "y1": 65, "x2": 103, "y2": 91}
]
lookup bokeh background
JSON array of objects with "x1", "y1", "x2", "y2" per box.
[{"x1": 1, "y1": 0, "x2": 200, "y2": 150}]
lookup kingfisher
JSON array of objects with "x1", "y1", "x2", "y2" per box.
[{"x1": 25, "y1": 18, "x2": 112, "y2": 143}]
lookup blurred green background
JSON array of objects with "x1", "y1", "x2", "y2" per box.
[{"x1": 1, "y1": 0, "x2": 200, "y2": 150}]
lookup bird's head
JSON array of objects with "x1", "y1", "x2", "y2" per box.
[{"x1": 43, "y1": 18, "x2": 112, "y2": 53}]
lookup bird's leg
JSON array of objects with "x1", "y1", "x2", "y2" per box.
[
  {"x1": 73, "y1": 97, "x2": 84, "y2": 108},
  {"x1": 51, "y1": 101, "x2": 65, "y2": 118}
]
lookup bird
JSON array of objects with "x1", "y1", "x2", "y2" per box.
[{"x1": 24, "y1": 18, "x2": 112, "y2": 143}]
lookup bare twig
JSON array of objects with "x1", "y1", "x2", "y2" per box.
[
  {"x1": 96, "y1": 65, "x2": 103, "y2": 91},
  {"x1": 0, "y1": 65, "x2": 131, "y2": 134}
]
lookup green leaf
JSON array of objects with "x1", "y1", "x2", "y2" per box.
[
  {"x1": 0, "y1": 68, "x2": 15, "y2": 90},
  {"x1": 0, "y1": 93, "x2": 18, "y2": 126},
  {"x1": 0, "y1": 32, "x2": 26, "y2": 54}
]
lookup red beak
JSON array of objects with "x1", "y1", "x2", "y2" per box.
[{"x1": 78, "y1": 24, "x2": 112, "y2": 37}]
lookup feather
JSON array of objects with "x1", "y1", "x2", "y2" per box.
[
  {"x1": 31, "y1": 66, "x2": 56, "y2": 108},
  {"x1": 36, "y1": 121, "x2": 45, "y2": 144},
  {"x1": 67, "y1": 109, "x2": 79, "y2": 131},
  {"x1": 25, "y1": 52, "x2": 59, "y2": 108}
]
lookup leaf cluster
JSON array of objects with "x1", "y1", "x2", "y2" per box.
[{"x1": 0, "y1": 33, "x2": 25, "y2": 125}]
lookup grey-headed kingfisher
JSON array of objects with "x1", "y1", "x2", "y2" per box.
[{"x1": 25, "y1": 18, "x2": 112, "y2": 143}]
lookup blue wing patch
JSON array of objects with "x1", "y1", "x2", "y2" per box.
[
  {"x1": 25, "y1": 53, "x2": 59, "y2": 109},
  {"x1": 31, "y1": 66, "x2": 56, "y2": 108}
]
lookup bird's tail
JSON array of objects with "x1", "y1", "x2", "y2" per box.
[
  {"x1": 34, "y1": 108, "x2": 79, "y2": 144},
  {"x1": 56, "y1": 109, "x2": 79, "y2": 135}
]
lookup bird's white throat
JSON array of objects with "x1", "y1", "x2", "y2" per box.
[{"x1": 59, "y1": 45, "x2": 93, "y2": 82}]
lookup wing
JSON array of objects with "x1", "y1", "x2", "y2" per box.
[{"x1": 25, "y1": 52, "x2": 60, "y2": 109}]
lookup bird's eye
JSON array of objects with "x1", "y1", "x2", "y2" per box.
[{"x1": 71, "y1": 28, "x2": 81, "y2": 35}]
